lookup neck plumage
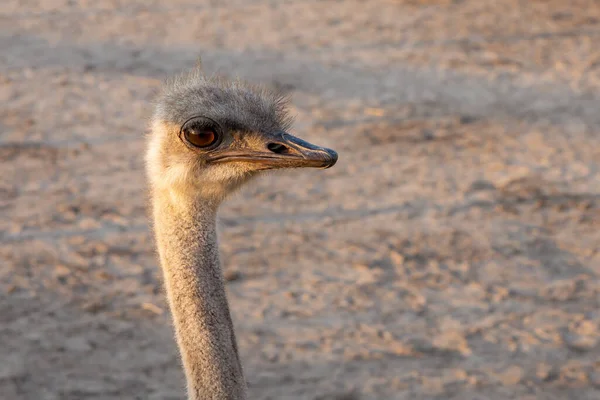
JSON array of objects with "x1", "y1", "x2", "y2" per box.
[{"x1": 151, "y1": 190, "x2": 246, "y2": 400}]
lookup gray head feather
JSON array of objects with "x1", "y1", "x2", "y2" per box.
[{"x1": 154, "y1": 68, "x2": 293, "y2": 133}]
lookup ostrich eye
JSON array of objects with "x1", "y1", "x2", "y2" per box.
[
  {"x1": 182, "y1": 122, "x2": 220, "y2": 148},
  {"x1": 180, "y1": 116, "x2": 223, "y2": 149},
  {"x1": 184, "y1": 127, "x2": 217, "y2": 147}
]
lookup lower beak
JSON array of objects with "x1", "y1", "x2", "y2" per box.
[{"x1": 209, "y1": 132, "x2": 338, "y2": 169}]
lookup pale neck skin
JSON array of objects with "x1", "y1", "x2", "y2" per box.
[{"x1": 151, "y1": 188, "x2": 246, "y2": 400}]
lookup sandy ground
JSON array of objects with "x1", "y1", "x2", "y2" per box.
[{"x1": 2, "y1": 1, "x2": 600, "y2": 399}]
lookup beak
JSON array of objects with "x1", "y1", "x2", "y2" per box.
[{"x1": 208, "y1": 131, "x2": 338, "y2": 169}]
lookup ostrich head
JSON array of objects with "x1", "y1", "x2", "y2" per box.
[{"x1": 146, "y1": 69, "x2": 337, "y2": 203}]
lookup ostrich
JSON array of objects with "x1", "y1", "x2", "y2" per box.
[{"x1": 145, "y1": 69, "x2": 337, "y2": 400}]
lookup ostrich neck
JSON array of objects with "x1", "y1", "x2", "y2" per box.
[{"x1": 151, "y1": 191, "x2": 246, "y2": 400}]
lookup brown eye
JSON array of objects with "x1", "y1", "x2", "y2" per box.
[
  {"x1": 184, "y1": 127, "x2": 217, "y2": 147},
  {"x1": 180, "y1": 117, "x2": 222, "y2": 149}
]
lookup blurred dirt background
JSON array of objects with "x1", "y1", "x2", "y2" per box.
[{"x1": 2, "y1": 1, "x2": 600, "y2": 399}]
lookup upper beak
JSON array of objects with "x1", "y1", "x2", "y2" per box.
[{"x1": 209, "y1": 131, "x2": 338, "y2": 169}]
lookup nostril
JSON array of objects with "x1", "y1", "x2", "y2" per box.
[{"x1": 267, "y1": 143, "x2": 289, "y2": 154}]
